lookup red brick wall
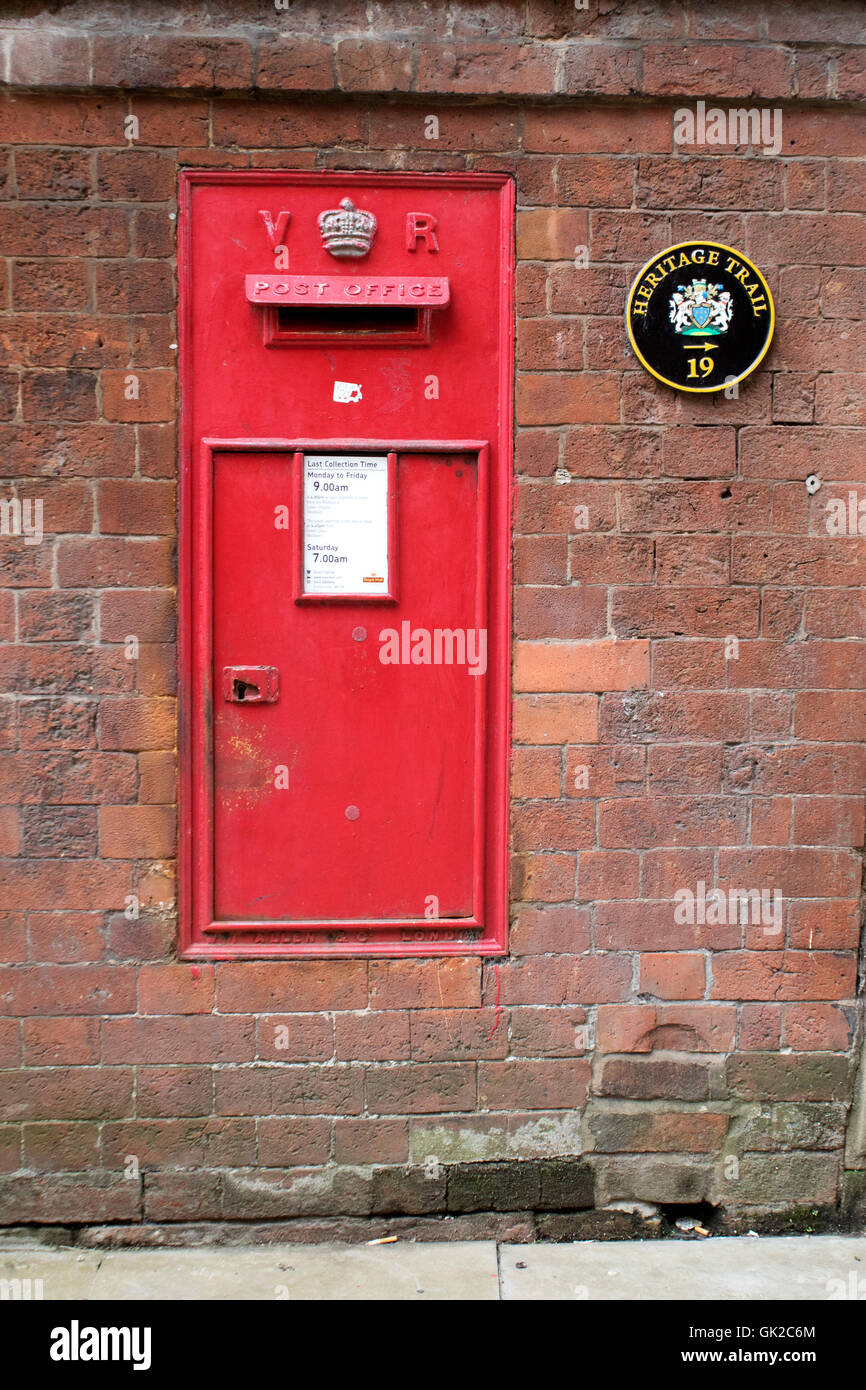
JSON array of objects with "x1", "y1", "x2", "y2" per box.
[{"x1": 0, "y1": 1, "x2": 864, "y2": 1235}]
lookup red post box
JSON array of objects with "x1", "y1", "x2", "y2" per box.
[{"x1": 178, "y1": 172, "x2": 514, "y2": 958}]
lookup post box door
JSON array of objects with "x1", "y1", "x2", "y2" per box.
[{"x1": 213, "y1": 446, "x2": 485, "y2": 926}]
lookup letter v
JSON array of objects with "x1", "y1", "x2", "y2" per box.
[{"x1": 259, "y1": 210, "x2": 291, "y2": 247}]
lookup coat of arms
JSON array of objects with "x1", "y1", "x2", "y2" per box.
[{"x1": 669, "y1": 279, "x2": 733, "y2": 335}]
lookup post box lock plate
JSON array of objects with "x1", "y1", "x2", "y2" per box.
[{"x1": 222, "y1": 665, "x2": 280, "y2": 703}]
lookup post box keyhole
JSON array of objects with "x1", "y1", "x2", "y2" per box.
[{"x1": 233, "y1": 678, "x2": 259, "y2": 701}]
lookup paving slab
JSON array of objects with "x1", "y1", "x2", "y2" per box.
[
  {"x1": 499, "y1": 1235, "x2": 866, "y2": 1300},
  {"x1": 2, "y1": 1241, "x2": 501, "y2": 1301},
  {"x1": 0, "y1": 1249, "x2": 103, "y2": 1300}
]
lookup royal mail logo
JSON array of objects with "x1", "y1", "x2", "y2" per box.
[{"x1": 669, "y1": 279, "x2": 733, "y2": 336}]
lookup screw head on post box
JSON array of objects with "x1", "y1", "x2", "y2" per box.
[{"x1": 318, "y1": 197, "x2": 378, "y2": 258}]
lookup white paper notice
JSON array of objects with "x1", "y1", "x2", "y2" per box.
[{"x1": 303, "y1": 454, "x2": 389, "y2": 596}]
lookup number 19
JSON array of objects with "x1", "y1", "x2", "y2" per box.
[{"x1": 686, "y1": 356, "x2": 715, "y2": 379}]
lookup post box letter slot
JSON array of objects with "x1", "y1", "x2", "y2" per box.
[{"x1": 245, "y1": 274, "x2": 449, "y2": 348}]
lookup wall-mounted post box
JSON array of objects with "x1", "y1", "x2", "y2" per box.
[{"x1": 178, "y1": 172, "x2": 513, "y2": 958}]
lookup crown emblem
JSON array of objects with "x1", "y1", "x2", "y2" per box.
[
  {"x1": 669, "y1": 278, "x2": 733, "y2": 335},
  {"x1": 318, "y1": 197, "x2": 377, "y2": 258}
]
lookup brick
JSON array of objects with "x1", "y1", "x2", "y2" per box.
[
  {"x1": 0, "y1": 1174, "x2": 139, "y2": 1224},
  {"x1": 9, "y1": 34, "x2": 91, "y2": 87},
  {"x1": 596, "y1": 1004, "x2": 737, "y2": 1054},
  {"x1": 92, "y1": 36, "x2": 252, "y2": 89},
  {"x1": 727, "y1": 1052, "x2": 851, "y2": 1101},
  {"x1": 215, "y1": 1064, "x2": 363, "y2": 1117},
  {"x1": 334, "y1": 1119, "x2": 408, "y2": 1165},
  {"x1": 740, "y1": 1003, "x2": 782, "y2": 1050},
  {"x1": 221, "y1": 1166, "x2": 371, "y2": 1219},
  {"x1": 512, "y1": 799, "x2": 595, "y2": 851},
  {"x1": 256, "y1": 1015, "x2": 334, "y2": 1062},
  {"x1": 416, "y1": 42, "x2": 557, "y2": 95},
  {"x1": 491, "y1": 954, "x2": 631, "y2": 1006},
  {"x1": 640, "y1": 952, "x2": 706, "y2": 1001},
  {"x1": 19, "y1": 595, "x2": 95, "y2": 644},
  {"x1": 21, "y1": 805, "x2": 97, "y2": 858},
  {"x1": 21, "y1": 370, "x2": 97, "y2": 421},
  {"x1": 509, "y1": 906, "x2": 591, "y2": 955},
  {"x1": 102, "y1": 1118, "x2": 255, "y2": 1169},
  {"x1": 136, "y1": 1067, "x2": 213, "y2": 1118},
  {"x1": 518, "y1": 317, "x2": 585, "y2": 371},
  {"x1": 510, "y1": 852, "x2": 575, "y2": 902},
  {"x1": 0, "y1": 422, "x2": 136, "y2": 479},
  {"x1": 1, "y1": 1068, "x2": 133, "y2": 1121},
  {"x1": 514, "y1": 585, "x2": 607, "y2": 638},
  {"x1": 100, "y1": 804, "x2": 176, "y2": 858},
  {"x1": 217, "y1": 962, "x2": 367, "y2": 1013},
  {"x1": 524, "y1": 106, "x2": 671, "y2": 154},
  {"x1": 736, "y1": 1102, "x2": 846, "y2": 1152},
  {"x1": 98, "y1": 481, "x2": 176, "y2": 536},
  {"x1": 256, "y1": 39, "x2": 334, "y2": 91},
  {"x1": 512, "y1": 694, "x2": 598, "y2": 745},
  {"x1": 577, "y1": 850, "x2": 640, "y2": 901},
  {"x1": 139, "y1": 964, "x2": 214, "y2": 1015},
  {"x1": 96, "y1": 150, "x2": 177, "y2": 202},
  {"x1": 532, "y1": 485, "x2": 625, "y2": 549},
  {"x1": 99, "y1": 698, "x2": 175, "y2": 750},
  {"x1": 598, "y1": 1057, "x2": 711, "y2": 1101},
  {"x1": 517, "y1": 372, "x2": 620, "y2": 425},
  {"x1": 143, "y1": 1171, "x2": 222, "y2": 1222},
  {"x1": 335, "y1": 1010, "x2": 411, "y2": 1061},
  {"x1": 59, "y1": 538, "x2": 174, "y2": 589},
  {"x1": 517, "y1": 208, "x2": 589, "y2": 259},
  {"x1": 1, "y1": 858, "x2": 130, "y2": 912},
  {"x1": 784, "y1": 1002, "x2": 852, "y2": 1052},
  {"x1": 337, "y1": 39, "x2": 414, "y2": 92},
  {"x1": 514, "y1": 640, "x2": 650, "y2": 692},
  {"x1": 214, "y1": 101, "x2": 367, "y2": 150},
  {"x1": 104, "y1": 1017, "x2": 255, "y2": 1066},
  {"x1": 0, "y1": 807, "x2": 18, "y2": 856},
  {"x1": 410, "y1": 1009, "x2": 508, "y2": 1061},
  {"x1": 509, "y1": 1006, "x2": 588, "y2": 1057},
  {"x1": 0, "y1": 965, "x2": 134, "y2": 1016},
  {"x1": 562, "y1": 43, "x2": 640, "y2": 96},
  {"x1": 22, "y1": 1017, "x2": 100, "y2": 1065},
  {"x1": 600, "y1": 796, "x2": 747, "y2": 847},
  {"x1": 586, "y1": 1105, "x2": 729, "y2": 1153},
  {"x1": 102, "y1": 370, "x2": 176, "y2": 422},
  {"x1": 258, "y1": 1118, "x2": 332, "y2": 1166},
  {"x1": 23, "y1": 1120, "x2": 99, "y2": 1171},
  {"x1": 0, "y1": 204, "x2": 128, "y2": 256},
  {"x1": 15, "y1": 148, "x2": 93, "y2": 201},
  {"x1": 368, "y1": 960, "x2": 480, "y2": 1010},
  {"x1": 365, "y1": 1062, "x2": 475, "y2": 1114},
  {"x1": 478, "y1": 1059, "x2": 589, "y2": 1109},
  {"x1": 0, "y1": 750, "x2": 135, "y2": 804},
  {"x1": 28, "y1": 911, "x2": 104, "y2": 964}
]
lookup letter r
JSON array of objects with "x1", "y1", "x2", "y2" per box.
[{"x1": 406, "y1": 213, "x2": 439, "y2": 252}]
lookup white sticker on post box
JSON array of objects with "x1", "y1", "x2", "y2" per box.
[{"x1": 303, "y1": 454, "x2": 389, "y2": 596}]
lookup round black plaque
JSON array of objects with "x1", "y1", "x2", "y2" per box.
[{"x1": 626, "y1": 241, "x2": 774, "y2": 393}]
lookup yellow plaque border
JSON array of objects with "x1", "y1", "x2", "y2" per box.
[{"x1": 625, "y1": 240, "x2": 775, "y2": 394}]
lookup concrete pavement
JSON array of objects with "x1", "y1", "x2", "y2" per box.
[{"x1": 1, "y1": 1234, "x2": 865, "y2": 1300}]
